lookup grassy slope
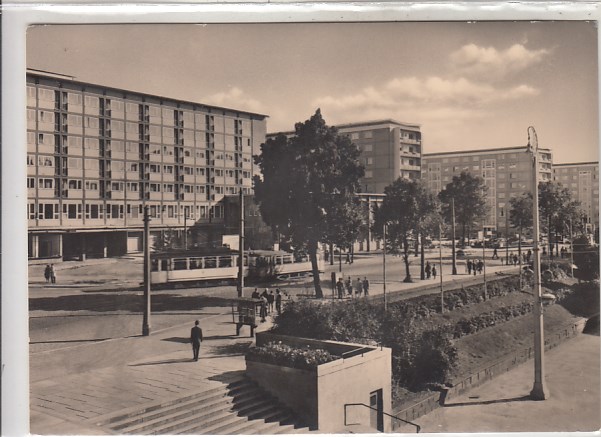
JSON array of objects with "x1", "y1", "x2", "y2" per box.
[{"x1": 414, "y1": 280, "x2": 599, "y2": 380}]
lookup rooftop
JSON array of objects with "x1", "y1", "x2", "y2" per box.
[
  {"x1": 27, "y1": 68, "x2": 269, "y2": 119},
  {"x1": 423, "y1": 145, "x2": 552, "y2": 157},
  {"x1": 267, "y1": 119, "x2": 420, "y2": 137},
  {"x1": 553, "y1": 161, "x2": 599, "y2": 167}
]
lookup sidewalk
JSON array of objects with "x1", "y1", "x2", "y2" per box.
[
  {"x1": 30, "y1": 307, "x2": 267, "y2": 435},
  {"x1": 408, "y1": 332, "x2": 600, "y2": 433}
]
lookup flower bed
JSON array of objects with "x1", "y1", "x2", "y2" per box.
[{"x1": 246, "y1": 341, "x2": 339, "y2": 371}]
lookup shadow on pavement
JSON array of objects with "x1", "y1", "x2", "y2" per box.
[
  {"x1": 161, "y1": 337, "x2": 190, "y2": 344},
  {"x1": 208, "y1": 341, "x2": 253, "y2": 358},
  {"x1": 128, "y1": 358, "x2": 195, "y2": 366},
  {"x1": 30, "y1": 338, "x2": 112, "y2": 344},
  {"x1": 444, "y1": 395, "x2": 530, "y2": 407},
  {"x1": 208, "y1": 370, "x2": 246, "y2": 384},
  {"x1": 29, "y1": 293, "x2": 234, "y2": 312}
]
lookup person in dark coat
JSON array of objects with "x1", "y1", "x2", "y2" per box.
[
  {"x1": 190, "y1": 320, "x2": 203, "y2": 361},
  {"x1": 251, "y1": 288, "x2": 260, "y2": 299},
  {"x1": 432, "y1": 264, "x2": 437, "y2": 279},
  {"x1": 467, "y1": 260, "x2": 473, "y2": 275},
  {"x1": 275, "y1": 289, "x2": 282, "y2": 315},
  {"x1": 477, "y1": 260, "x2": 484, "y2": 274},
  {"x1": 336, "y1": 278, "x2": 345, "y2": 299},
  {"x1": 425, "y1": 261, "x2": 432, "y2": 279},
  {"x1": 44, "y1": 264, "x2": 51, "y2": 283},
  {"x1": 267, "y1": 290, "x2": 275, "y2": 313},
  {"x1": 362, "y1": 277, "x2": 370, "y2": 296}
]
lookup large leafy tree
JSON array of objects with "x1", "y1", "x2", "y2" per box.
[
  {"x1": 372, "y1": 179, "x2": 435, "y2": 283},
  {"x1": 253, "y1": 110, "x2": 364, "y2": 298},
  {"x1": 438, "y1": 171, "x2": 487, "y2": 247}
]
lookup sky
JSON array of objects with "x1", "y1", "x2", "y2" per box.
[{"x1": 27, "y1": 22, "x2": 599, "y2": 163}]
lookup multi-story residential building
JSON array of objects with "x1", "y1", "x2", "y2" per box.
[
  {"x1": 267, "y1": 119, "x2": 422, "y2": 194},
  {"x1": 553, "y1": 162, "x2": 599, "y2": 229},
  {"x1": 422, "y1": 146, "x2": 553, "y2": 236},
  {"x1": 27, "y1": 69, "x2": 267, "y2": 261}
]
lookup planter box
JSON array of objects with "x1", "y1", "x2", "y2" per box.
[{"x1": 246, "y1": 332, "x2": 392, "y2": 433}]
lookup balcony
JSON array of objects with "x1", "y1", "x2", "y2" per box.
[
  {"x1": 401, "y1": 137, "x2": 421, "y2": 145},
  {"x1": 400, "y1": 164, "x2": 421, "y2": 172}
]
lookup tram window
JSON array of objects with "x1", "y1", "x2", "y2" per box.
[
  {"x1": 275, "y1": 256, "x2": 283, "y2": 265},
  {"x1": 189, "y1": 258, "x2": 202, "y2": 269},
  {"x1": 151, "y1": 259, "x2": 159, "y2": 272},
  {"x1": 161, "y1": 259, "x2": 168, "y2": 271},
  {"x1": 219, "y1": 256, "x2": 232, "y2": 268},
  {"x1": 205, "y1": 257, "x2": 217, "y2": 268},
  {"x1": 283, "y1": 255, "x2": 293, "y2": 264},
  {"x1": 173, "y1": 258, "x2": 187, "y2": 270}
]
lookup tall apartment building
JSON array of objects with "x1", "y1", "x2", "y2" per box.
[
  {"x1": 267, "y1": 119, "x2": 422, "y2": 194},
  {"x1": 553, "y1": 162, "x2": 599, "y2": 228},
  {"x1": 27, "y1": 70, "x2": 267, "y2": 261},
  {"x1": 422, "y1": 146, "x2": 553, "y2": 236}
]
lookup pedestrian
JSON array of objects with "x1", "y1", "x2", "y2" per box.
[
  {"x1": 50, "y1": 264, "x2": 56, "y2": 284},
  {"x1": 275, "y1": 289, "x2": 282, "y2": 315},
  {"x1": 325, "y1": 249, "x2": 329, "y2": 263},
  {"x1": 467, "y1": 260, "x2": 473, "y2": 275},
  {"x1": 362, "y1": 277, "x2": 370, "y2": 296},
  {"x1": 261, "y1": 288, "x2": 269, "y2": 300},
  {"x1": 432, "y1": 264, "x2": 437, "y2": 279},
  {"x1": 345, "y1": 277, "x2": 352, "y2": 296},
  {"x1": 527, "y1": 249, "x2": 532, "y2": 263},
  {"x1": 345, "y1": 253, "x2": 351, "y2": 264},
  {"x1": 523, "y1": 253, "x2": 527, "y2": 263},
  {"x1": 477, "y1": 259, "x2": 484, "y2": 274},
  {"x1": 260, "y1": 295, "x2": 268, "y2": 322},
  {"x1": 44, "y1": 264, "x2": 51, "y2": 283},
  {"x1": 354, "y1": 277, "x2": 363, "y2": 297},
  {"x1": 336, "y1": 278, "x2": 345, "y2": 299},
  {"x1": 190, "y1": 320, "x2": 203, "y2": 362},
  {"x1": 513, "y1": 254, "x2": 518, "y2": 266},
  {"x1": 492, "y1": 248, "x2": 498, "y2": 260},
  {"x1": 425, "y1": 261, "x2": 432, "y2": 279},
  {"x1": 251, "y1": 288, "x2": 260, "y2": 299},
  {"x1": 267, "y1": 290, "x2": 275, "y2": 313}
]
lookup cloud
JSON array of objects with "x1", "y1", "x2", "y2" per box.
[
  {"x1": 203, "y1": 87, "x2": 266, "y2": 113},
  {"x1": 314, "y1": 75, "x2": 539, "y2": 112},
  {"x1": 449, "y1": 43, "x2": 550, "y2": 79}
]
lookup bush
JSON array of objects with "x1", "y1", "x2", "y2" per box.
[
  {"x1": 573, "y1": 236, "x2": 600, "y2": 282},
  {"x1": 246, "y1": 341, "x2": 339, "y2": 370}
]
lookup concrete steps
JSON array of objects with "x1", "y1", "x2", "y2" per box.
[{"x1": 98, "y1": 375, "x2": 312, "y2": 435}]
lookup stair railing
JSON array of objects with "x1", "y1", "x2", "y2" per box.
[{"x1": 344, "y1": 403, "x2": 421, "y2": 433}]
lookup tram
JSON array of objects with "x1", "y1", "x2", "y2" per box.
[{"x1": 150, "y1": 248, "x2": 322, "y2": 285}]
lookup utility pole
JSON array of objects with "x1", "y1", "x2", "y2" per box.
[
  {"x1": 451, "y1": 197, "x2": 457, "y2": 275},
  {"x1": 142, "y1": 206, "x2": 151, "y2": 336},
  {"x1": 237, "y1": 190, "x2": 244, "y2": 298},
  {"x1": 570, "y1": 217, "x2": 574, "y2": 278},
  {"x1": 439, "y1": 224, "x2": 444, "y2": 313},
  {"x1": 527, "y1": 126, "x2": 549, "y2": 400},
  {"x1": 383, "y1": 223, "x2": 387, "y2": 311},
  {"x1": 505, "y1": 207, "x2": 510, "y2": 265},
  {"x1": 183, "y1": 211, "x2": 188, "y2": 250},
  {"x1": 482, "y1": 235, "x2": 487, "y2": 300}
]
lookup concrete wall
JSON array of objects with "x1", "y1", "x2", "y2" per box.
[{"x1": 249, "y1": 332, "x2": 392, "y2": 433}]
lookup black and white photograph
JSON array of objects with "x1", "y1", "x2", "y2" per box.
[{"x1": 14, "y1": 16, "x2": 601, "y2": 435}]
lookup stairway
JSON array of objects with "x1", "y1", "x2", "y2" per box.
[{"x1": 96, "y1": 376, "x2": 313, "y2": 435}]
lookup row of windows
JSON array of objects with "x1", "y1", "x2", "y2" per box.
[
  {"x1": 432, "y1": 153, "x2": 552, "y2": 164},
  {"x1": 28, "y1": 86, "x2": 254, "y2": 134},
  {"x1": 28, "y1": 201, "x2": 225, "y2": 221}
]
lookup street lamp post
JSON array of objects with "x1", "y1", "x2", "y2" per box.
[
  {"x1": 451, "y1": 198, "x2": 457, "y2": 275},
  {"x1": 527, "y1": 126, "x2": 549, "y2": 400},
  {"x1": 183, "y1": 211, "x2": 188, "y2": 251},
  {"x1": 439, "y1": 224, "x2": 444, "y2": 312},
  {"x1": 383, "y1": 223, "x2": 387, "y2": 311},
  {"x1": 238, "y1": 189, "x2": 244, "y2": 298},
  {"x1": 142, "y1": 206, "x2": 151, "y2": 336},
  {"x1": 482, "y1": 235, "x2": 487, "y2": 300}
]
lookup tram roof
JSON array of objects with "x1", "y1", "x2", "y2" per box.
[{"x1": 151, "y1": 248, "x2": 297, "y2": 259}]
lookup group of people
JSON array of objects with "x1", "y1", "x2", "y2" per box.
[
  {"x1": 335, "y1": 276, "x2": 369, "y2": 299},
  {"x1": 424, "y1": 262, "x2": 438, "y2": 279},
  {"x1": 467, "y1": 259, "x2": 484, "y2": 275},
  {"x1": 251, "y1": 288, "x2": 283, "y2": 321},
  {"x1": 43, "y1": 264, "x2": 57, "y2": 284},
  {"x1": 501, "y1": 250, "x2": 533, "y2": 266}
]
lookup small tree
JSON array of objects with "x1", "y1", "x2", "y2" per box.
[
  {"x1": 439, "y1": 171, "x2": 487, "y2": 247},
  {"x1": 539, "y1": 181, "x2": 574, "y2": 258},
  {"x1": 372, "y1": 179, "x2": 434, "y2": 283},
  {"x1": 573, "y1": 235, "x2": 600, "y2": 282}
]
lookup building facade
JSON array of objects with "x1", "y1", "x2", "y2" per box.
[
  {"x1": 267, "y1": 119, "x2": 422, "y2": 194},
  {"x1": 553, "y1": 162, "x2": 599, "y2": 229},
  {"x1": 27, "y1": 70, "x2": 267, "y2": 261},
  {"x1": 422, "y1": 146, "x2": 553, "y2": 236}
]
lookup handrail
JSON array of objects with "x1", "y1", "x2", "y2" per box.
[{"x1": 344, "y1": 402, "x2": 421, "y2": 433}]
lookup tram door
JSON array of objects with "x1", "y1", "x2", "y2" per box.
[{"x1": 369, "y1": 389, "x2": 383, "y2": 432}]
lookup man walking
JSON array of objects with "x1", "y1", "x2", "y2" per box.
[
  {"x1": 362, "y1": 277, "x2": 370, "y2": 296},
  {"x1": 190, "y1": 320, "x2": 203, "y2": 362}
]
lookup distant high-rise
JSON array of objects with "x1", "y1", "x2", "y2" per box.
[
  {"x1": 422, "y1": 146, "x2": 553, "y2": 237},
  {"x1": 267, "y1": 119, "x2": 422, "y2": 194},
  {"x1": 553, "y1": 162, "x2": 599, "y2": 229}
]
